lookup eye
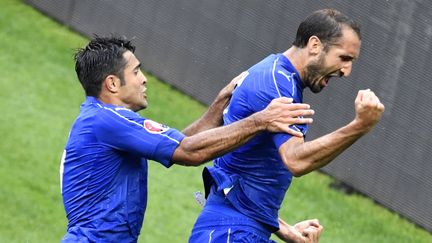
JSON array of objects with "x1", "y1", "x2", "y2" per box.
[{"x1": 340, "y1": 56, "x2": 353, "y2": 62}]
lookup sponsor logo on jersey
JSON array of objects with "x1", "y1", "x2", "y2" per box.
[{"x1": 143, "y1": 119, "x2": 169, "y2": 134}]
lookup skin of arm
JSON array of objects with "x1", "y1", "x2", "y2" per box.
[
  {"x1": 182, "y1": 73, "x2": 243, "y2": 136},
  {"x1": 172, "y1": 97, "x2": 314, "y2": 166},
  {"x1": 278, "y1": 89, "x2": 385, "y2": 177}
]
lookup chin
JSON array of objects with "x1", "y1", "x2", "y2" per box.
[
  {"x1": 310, "y1": 86, "x2": 323, "y2": 93},
  {"x1": 132, "y1": 103, "x2": 148, "y2": 112}
]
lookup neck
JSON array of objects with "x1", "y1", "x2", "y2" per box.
[
  {"x1": 283, "y1": 46, "x2": 307, "y2": 81},
  {"x1": 98, "y1": 91, "x2": 122, "y2": 107}
]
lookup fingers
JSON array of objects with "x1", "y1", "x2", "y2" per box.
[
  {"x1": 271, "y1": 116, "x2": 313, "y2": 136},
  {"x1": 356, "y1": 89, "x2": 385, "y2": 113},
  {"x1": 264, "y1": 97, "x2": 314, "y2": 134},
  {"x1": 354, "y1": 89, "x2": 385, "y2": 130},
  {"x1": 306, "y1": 219, "x2": 321, "y2": 228},
  {"x1": 286, "y1": 126, "x2": 306, "y2": 138},
  {"x1": 289, "y1": 110, "x2": 315, "y2": 121},
  {"x1": 356, "y1": 89, "x2": 384, "y2": 109},
  {"x1": 272, "y1": 97, "x2": 311, "y2": 109},
  {"x1": 357, "y1": 88, "x2": 372, "y2": 99},
  {"x1": 272, "y1": 97, "x2": 294, "y2": 104},
  {"x1": 301, "y1": 219, "x2": 323, "y2": 243},
  {"x1": 302, "y1": 227, "x2": 322, "y2": 243},
  {"x1": 270, "y1": 98, "x2": 314, "y2": 119},
  {"x1": 294, "y1": 219, "x2": 320, "y2": 231},
  {"x1": 378, "y1": 102, "x2": 385, "y2": 111}
]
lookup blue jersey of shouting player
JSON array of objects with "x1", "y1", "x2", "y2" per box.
[
  {"x1": 190, "y1": 53, "x2": 308, "y2": 242},
  {"x1": 60, "y1": 97, "x2": 185, "y2": 242}
]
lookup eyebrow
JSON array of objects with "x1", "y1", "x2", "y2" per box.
[{"x1": 134, "y1": 63, "x2": 142, "y2": 70}]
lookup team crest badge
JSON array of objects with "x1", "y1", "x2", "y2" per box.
[{"x1": 143, "y1": 119, "x2": 169, "y2": 134}]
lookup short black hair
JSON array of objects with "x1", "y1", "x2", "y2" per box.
[
  {"x1": 74, "y1": 35, "x2": 136, "y2": 97},
  {"x1": 293, "y1": 9, "x2": 361, "y2": 50}
]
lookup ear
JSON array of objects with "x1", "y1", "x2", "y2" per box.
[
  {"x1": 104, "y1": 75, "x2": 121, "y2": 93},
  {"x1": 306, "y1": 36, "x2": 323, "y2": 56}
]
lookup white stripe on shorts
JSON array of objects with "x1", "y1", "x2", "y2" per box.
[{"x1": 208, "y1": 230, "x2": 215, "y2": 243}]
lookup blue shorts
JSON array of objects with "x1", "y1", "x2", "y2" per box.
[
  {"x1": 189, "y1": 186, "x2": 275, "y2": 243},
  {"x1": 61, "y1": 226, "x2": 136, "y2": 243},
  {"x1": 189, "y1": 226, "x2": 276, "y2": 243}
]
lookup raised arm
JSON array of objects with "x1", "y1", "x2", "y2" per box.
[
  {"x1": 182, "y1": 73, "x2": 245, "y2": 136},
  {"x1": 278, "y1": 89, "x2": 385, "y2": 177},
  {"x1": 172, "y1": 97, "x2": 314, "y2": 166}
]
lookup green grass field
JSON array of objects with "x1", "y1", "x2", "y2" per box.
[{"x1": 0, "y1": 0, "x2": 431, "y2": 242}]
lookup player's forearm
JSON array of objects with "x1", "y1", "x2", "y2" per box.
[
  {"x1": 284, "y1": 89, "x2": 385, "y2": 176},
  {"x1": 282, "y1": 120, "x2": 368, "y2": 176},
  {"x1": 176, "y1": 97, "x2": 314, "y2": 166},
  {"x1": 173, "y1": 114, "x2": 265, "y2": 166},
  {"x1": 181, "y1": 92, "x2": 230, "y2": 136}
]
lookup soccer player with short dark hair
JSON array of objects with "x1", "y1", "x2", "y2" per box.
[{"x1": 189, "y1": 9, "x2": 384, "y2": 243}]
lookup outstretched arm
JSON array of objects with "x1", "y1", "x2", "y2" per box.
[
  {"x1": 172, "y1": 97, "x2": 314, "y2": 166},
  {"x1": 279, "y1": 89, "x2": 385, "y2": 176},
  {"x1": 182, "y1": 73, "x2": 244, "y2": 136}
]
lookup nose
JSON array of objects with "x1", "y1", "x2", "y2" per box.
[
  {"x1": 341, "y1": 62, "x2": 353, "y2": 77},
  {"x1": 142, "y1": 73, "x2": 147, "y2": 84}
]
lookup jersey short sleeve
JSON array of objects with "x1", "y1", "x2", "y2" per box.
[
  {"x1": 269, "y1": 68, "x2": 308, "y2": 148},
  {"x1": 93, "y1": 107, "x2": 185, "y2": 167}
]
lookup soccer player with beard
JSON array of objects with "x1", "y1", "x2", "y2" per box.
[{"x1": 189, "y1": 9, "x2": 384, "y2": 243}]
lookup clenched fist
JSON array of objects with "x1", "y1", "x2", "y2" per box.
[{"x1": 353, "y1": 89, "x2": 385, "y2": 132}]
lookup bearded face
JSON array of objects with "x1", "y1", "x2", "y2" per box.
[
  {"x1": 301, "y1": 27, "x2": 361, "y2": 93},
  {"x1": 303, "y1": 52, "x2": 343, "y2": 93}
]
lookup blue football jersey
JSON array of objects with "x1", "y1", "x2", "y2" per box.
[
  {"x1": 60, "y1": 96, "x2": 184, "y2": 241},
  {"x1": 205, "y1": 53, "x2": 307, "y2": 231}
]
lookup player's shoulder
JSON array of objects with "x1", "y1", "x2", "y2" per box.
[
  {"x1": 248, "y1": 53, "x2": 292, "y2": 81},
  {"x1": 97, "y1": 104, "x2": 139, "y2": 118},
  {"x1": 84, "y1": 104, "x2": 143, "y2": 130},
  {"x1": 80, "y1": 97, "x2": 138, "y2": 118},
  {"x1": 249, "y1": 54, "x2": 278, "y2": 71}
]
